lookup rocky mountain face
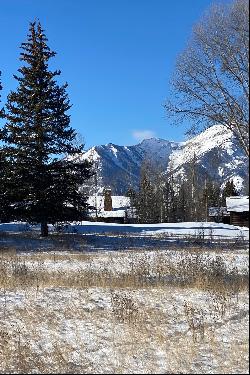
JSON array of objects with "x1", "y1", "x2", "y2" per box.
[{"x1": 76, "y1": 125, "x2": 249, "y2": 195}]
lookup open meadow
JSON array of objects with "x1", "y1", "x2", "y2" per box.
[{"x1": 0, "y1": 225, "x2": 249, "y2": 374}]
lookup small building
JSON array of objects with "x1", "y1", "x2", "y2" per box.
[
  {"x1": 87, "y1": 193, "x2": 137, "y2": 223},
  {"x1": 92, "y1": 209, "x2": 127, "y2": 224},
  {"x1": 226, "y1": 196, "x2": 249, "y2": 227},
  {"x1": 87, "y1": 208, "x2": 137, "y2": 224}
]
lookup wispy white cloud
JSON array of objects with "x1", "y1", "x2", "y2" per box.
[{"x1": 132, "y1": 130, "x2": 156, "y2": 142}]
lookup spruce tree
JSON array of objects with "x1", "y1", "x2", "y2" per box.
[
  {"x1": 176, "y1": 181, "x2": 189, "y2": 222},
  {"x1": 1, "y1": 21, "x2": 92, "y2": 236},
  {"x1": 201, "y1": 179, "x2": 221, "y2": 221},
  {"x1": 134, "y1": 161, "x2": 155, "y2": 223},
  {"x1": 221, "y1": 180, "x2": 238, "y2": 205}
]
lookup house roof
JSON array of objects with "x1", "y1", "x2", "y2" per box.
[
  {"x1": 226, "y1": 196, "x2": 249, "y2": 213},
  {"x1": 88, "y1": 209, "x2": 126, "y2": 219}
]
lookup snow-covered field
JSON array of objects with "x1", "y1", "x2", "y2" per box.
[
  {"x1": 0, "y1": 220, "x2": 248, "y2": 253},
  {"x1": 0, "y1": 220, "x2": 248, "y2": 239},
  {"x1": 0, "y1": 244, "x2": 249, "y2": 374},
  {"x1": 0, "y1": 221, "x2": 249, "y2": 373}
]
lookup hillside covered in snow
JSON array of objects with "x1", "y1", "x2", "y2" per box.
[{"x1": 75, "y1": 125, "x2": 248, "y2": 195}]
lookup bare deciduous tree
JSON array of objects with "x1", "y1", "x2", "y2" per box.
[{"x1": 165, "y1": 0, "x2": 249, "y2": 156}]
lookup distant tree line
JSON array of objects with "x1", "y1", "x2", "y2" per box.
[
  {"x1": 0, "y1": 21, "x2": 92, "y2": 236},
  {"x1": 127, "y1": 159, "x2": 239, "y2": 224}
]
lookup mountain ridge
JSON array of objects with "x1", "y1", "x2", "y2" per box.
[{"x1": 77, "y1": 125, "x2": 248, "y2": 195}]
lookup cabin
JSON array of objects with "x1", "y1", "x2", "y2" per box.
[
  {"x1": 226, "y1": 196, "x2": 249, "y2": 227},
  {"x1": 87, "y1": 191, "x2": 137, "y2": 223},
  {"x1": 90, "y1": 210, "x2": 126, "y2": 224}
]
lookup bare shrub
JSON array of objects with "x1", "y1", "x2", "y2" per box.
[
  {"x1": 111, "y1": 290, "x2": 141, "y2": 324},
  {"x1": 184, "y1": 301, "x2": 205, "y2": 342}
]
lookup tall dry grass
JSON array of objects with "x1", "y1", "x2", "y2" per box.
[
  {"x1": 0, "y1": 246, "x2": 248, "y2": 374},
  {"x1": 0, "y1": 248, "x2": 248, "y2": 294}
]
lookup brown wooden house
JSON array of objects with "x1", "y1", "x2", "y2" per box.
[{"x1": 226, "y1": 196, "x2": 249, "y2": 227}]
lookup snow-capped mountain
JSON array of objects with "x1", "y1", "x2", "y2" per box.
[
  {"x1": 77, "y1": 125, "x2": 248, "y2": 195},
  {"x1": 168, "y1": 125, "x2": 248, "y2": 192}
]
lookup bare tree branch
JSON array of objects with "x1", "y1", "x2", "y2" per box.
[{"x1": 165, "y1": 0, "x2": 249, "y2": 156}]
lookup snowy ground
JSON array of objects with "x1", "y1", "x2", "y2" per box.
[
  {"x1": 0, "y1": 246, "x2": 249, "y2": 374},
  {"x1": 1, "y1": 220, "x2": 248, "y2": 239},
  {"x1": 0, "y1": 221, "x2": 248, "y2": 253},
  {"x1": 0, "y1": 221, "x2": 248, "y2": 373}
]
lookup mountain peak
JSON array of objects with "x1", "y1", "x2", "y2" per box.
[
  {"x1": 79, "y1": 125, "x2": 248, "y2": 195},
  {"x1": 139, "y1": 137, "x2": 169, "y2": 144}
]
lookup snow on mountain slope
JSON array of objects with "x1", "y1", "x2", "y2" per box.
[
  {"x1": 78, "y1": 125, "x2": 248, "y2": 194},
  {"x1": 77, "y1": 139, "x2": 180, "y2": 194},
  {"x1": 138, "y1": 137, "x2": 181, "y2": 162},
  {"x1": 170, "y1": 125, "x2": 236, "y2": 168},
  {"x1": 169, "y1": 125, "x2": 248, "y2": 191}
]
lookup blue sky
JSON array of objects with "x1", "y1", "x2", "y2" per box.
[{"x1": 1, "y1": 0, "x2": 229, "y2": 148}]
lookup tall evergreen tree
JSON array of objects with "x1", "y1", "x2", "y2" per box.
[
  {"x1": 1, "y1": 21, "x2": 92, "y2": 236},
  {"x1": 133, "y1": 161, "x2": 177, "y2": 224},
  {"x1": 201, "y1": 179, "x2": 221, "y2": 221},
  {"x1": 175, "y1": 180, "x2": 190, "y2": 222},
  {"x1": 221, "y1": 180, "x2": 239, "y2": 205},
  {"x1": 135, "y1": 163, "x2": 155, "y2": 223}
]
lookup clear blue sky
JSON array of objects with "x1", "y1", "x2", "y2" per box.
[{"x1": 1, "y1": 0, "x2": 229, "y2": 148}]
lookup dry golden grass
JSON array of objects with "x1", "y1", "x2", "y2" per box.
[
  {"x1": 0, "y1": 249, "x2": 248, "y2": 293},
  {"x1": 0, "y1": 246, "x2": 248, "y2": 373}
]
